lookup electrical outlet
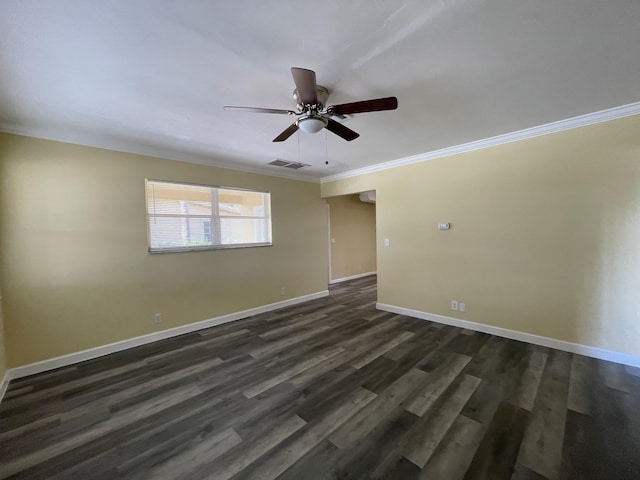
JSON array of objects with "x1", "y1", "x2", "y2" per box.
[
  {"x1": 451, "y1": 300, "x2": 458, "y2": 311},
  {"x1": 280, "y1": 287, "x2": 286, "y2": 296},
  {"x1": 154, "y1": 313, "x2": 162, "y2": 324},
  {"x1": 459, "y1": 302, "x2": 466, "y2": 312}
]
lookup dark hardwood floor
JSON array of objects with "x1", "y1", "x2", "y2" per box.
[{"x1": 1, "y1": 276, "x2": 639, "y2": 479}]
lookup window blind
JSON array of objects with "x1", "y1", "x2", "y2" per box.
[{"x1": 145, "y1": 179, "x2": 272, "y2": 253}]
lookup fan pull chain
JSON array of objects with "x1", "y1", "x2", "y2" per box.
[{"x1": 325, "y1": 129, "x2": 329, "y2": 165}]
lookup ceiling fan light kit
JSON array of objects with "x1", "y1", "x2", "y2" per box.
[
  {"x1": 224, "y1": 67, "x2": 398, "y2": 143},
  {"x1": 297, "y1": 116, "x2": 327, "y2": 133}
]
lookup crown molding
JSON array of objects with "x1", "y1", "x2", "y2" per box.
[
  {"x1": 4, "y1": 101, "x2": 639, "y2": 186},
  {"x1": 320, "y1": 101, "x2": 640, "y2": 183},
  {"x1": 0, "y1": 125, "x2": 321, "y2": 184}
]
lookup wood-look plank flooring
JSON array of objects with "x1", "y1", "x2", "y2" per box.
[{"x1": 1, "y1": 276, "x2": 639, "y2": 479}]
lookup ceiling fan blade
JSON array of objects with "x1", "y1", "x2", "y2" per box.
[
  {"x1": 291, "y1": 67, "x2": 318, "y2": 105},
  {"x1": 224, "y1": 106, "x2": 296, "y2": 115},
  {"x1": 325, "y1": 118, "x2": 360, "y2": 141},
  {"x1": 330, "y1": 96, "x2": 398, "y2": 115},
  {"x1": 273, "y1": 123, "x2": 299, "y2": 142}
]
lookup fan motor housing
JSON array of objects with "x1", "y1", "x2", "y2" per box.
[{"x1": 293, "y1": 85, "x2": 329, "y2": 110}]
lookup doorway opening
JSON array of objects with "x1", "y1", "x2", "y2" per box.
[{"x1": 325, "y1": 190, "x2": 377, "y2": 287}]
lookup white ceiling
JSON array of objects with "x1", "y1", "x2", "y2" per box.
[{"x1": 1, "y1": 0, "x2": 639, "y2": 180}]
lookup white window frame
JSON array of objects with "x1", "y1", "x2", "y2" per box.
[{"x1": 145, "y1": 179, "x2": 272, "y2": 253}]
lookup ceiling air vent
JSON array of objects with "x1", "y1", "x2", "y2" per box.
[{"x1": 268, "y1": 159, "x2": 310, "y2": 170}]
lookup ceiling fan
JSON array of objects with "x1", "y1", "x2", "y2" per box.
[{"x1": 224, "y1": 67, "x2": 398, "y2": 142}]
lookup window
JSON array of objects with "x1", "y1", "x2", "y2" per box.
[
  {"x1": 145, "y1": 179, "x2": 272, "y2": 253},
  {"x1": 202, "y1": 219, "x2": 212, "y2": 243}
]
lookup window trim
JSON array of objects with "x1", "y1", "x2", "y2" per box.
[{"x1": 145, "y1": 178, "x2": 273, "y2": 254}]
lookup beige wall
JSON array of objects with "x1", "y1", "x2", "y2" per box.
[
  {"x1": 0, "y1": 213, "x2": 5, "y2": 381},
  {"x1": 322, "y1": 115, "x2": 640, "y2": 357},
  {"x1": 326, "y1": 194, "x2": 376, "y2": 281},
  {"x1": 0, "y1": 133, "x2": 328, "y2": 367},
  {"x1": 0, "y1": 299, "x2": 5, "y2": 381}
]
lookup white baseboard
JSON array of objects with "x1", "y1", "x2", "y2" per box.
[
  {"x1": 330, "y1": 271, "x2": 377, "y2": 285},
  {"x1": 4, "y1": 290, "x2": 329, "y2": 383},
  {"x1": 377, "y1": 303, "x2": 640, "y2": 368},
  {"x1": 0, "y1": 371, "x2": 9, "y2": 403}
]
